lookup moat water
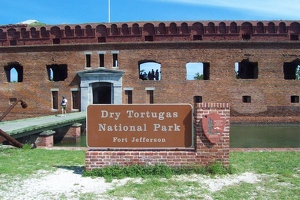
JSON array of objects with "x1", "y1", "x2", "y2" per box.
[
  {"x1": 230, "y1": 125, "x2": 300, "y2": 148},
  {"x1": 54, "y1": 125, "x2": 300, "y2": 148}
]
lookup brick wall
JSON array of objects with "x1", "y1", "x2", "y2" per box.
[
  {"x1": 85, "y1": 103, "x2": 230, "y2": 170},
  {"x1": 0, "y1": 21, "x2": 299, "y2": 122}
]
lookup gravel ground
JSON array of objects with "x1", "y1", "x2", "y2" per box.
[{"x1": 0, "y1": 167, "x2": 262, "y2": 200}]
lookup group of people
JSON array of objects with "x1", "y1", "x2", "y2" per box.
[{"x1": 139, "y1": 69, "x2": 160, "y2": 80}]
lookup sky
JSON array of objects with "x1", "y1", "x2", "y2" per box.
[{"x1": 0, "y1": 0, "x2": 299, "y2": 25}]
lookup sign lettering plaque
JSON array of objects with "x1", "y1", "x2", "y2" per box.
[{"x1": 87, "y1": 104, "x2": 193, "y2": 148}]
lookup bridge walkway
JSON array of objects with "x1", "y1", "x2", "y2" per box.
[{"x1": 0, "y1": 112, "x2": 86, "y2": 139}]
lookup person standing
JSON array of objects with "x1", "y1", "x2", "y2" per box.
[{"x1": 61, "y1": 96, "x2": 67, "y2": 117}]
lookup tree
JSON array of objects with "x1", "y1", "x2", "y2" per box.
[{"x1": 194, "y1": 72, "x2": 203, "y2": 80}]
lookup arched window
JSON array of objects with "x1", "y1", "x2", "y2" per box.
[
  {"x1": 111, "y1": 24, "x2": 118, "y2": 35},
  {"x1": 181, "y1": 22, "x2": 189, "y2": 34},
  {"x1": 21, "y1": 28, "x2": 29, "y2": 38},
  {"x1": 4, "y1": 62, "x2": 23, "y2": 82},
  {"x1": 158, "y1": 23, "x2": 166, "y2": 35},
  {"x1": 256, "y1": 22, "x2": 264, "y2": 33},
  {"x1": 40, "y1": 27, "x2": 49, "y2": 38},
  {"x1": 30, "y1": 27, "x2": 38, "y2": 38},
  {"x1": 122, "y1": 24, "x2": 129, "y2": 35},
  {"x1": 10, "y1": 68, "x2": 18, "y2": 82},
  {"x1": 96, "y1": 25, "x2": 107, "y2": 37},
  {"x1": 192, "y1": 22, "x2": 204, "y2": 35},
  {"x1": 278, "y1": 22, "x2": 286, "y2": 33},
  {"x1": 143, "y1": 23, "x2": 155, "y2": 35},
  {"x1": 207, "y1": 22, "x2": 215, "y2": 33},
  {"x1": 75, "y1": 26, "x2": 83, "y2": 37},
  {"x1": 267, "y1": 22, "x2": 276, "y2": 33},
  {"x1": 219, "y1": 22, "x2": 226, "y2": 34},
  {"x1": 50, "y1": 26, "x2": 61, "y2": 38},
  {"x1": 132, "y1": 23, "x2": 140, "y2": 35},
  {"x1": 230, "y1": 22, "x2": 238, "y2": 33},
  {"x1": 169, "y1": 23, "x2": 177, "y2": 34},
  {"x1": 139, "y1": 61, "x2": 161, "y2": 81},
  {"x1": 0, "y1": 29, "x2": 6, "y2": 39},
  {"x1": 65, "y1": 26, "x2": 73, "y2": 37},
  {"x1": 86, "y1": 25, "x2": 94, "y2": 36}
]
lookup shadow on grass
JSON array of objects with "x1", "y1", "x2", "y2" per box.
[{"x1": 54, "y1": 165, "x2": 85, "y2": 175}]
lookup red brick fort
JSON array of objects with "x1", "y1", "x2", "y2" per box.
[{"x1": 0, "y1": 20, "x2": 299, "y2": 122}]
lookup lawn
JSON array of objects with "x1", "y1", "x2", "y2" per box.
[{"x1": 0, "y1": 147, "x2": 299, "y2": 199}]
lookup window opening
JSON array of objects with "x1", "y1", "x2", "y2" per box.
[
  {"x1": 49, "y1": 68, "x2": 54, "y2": 81},
  {"x1": 291, "y1": 95, "x2": 299, "y2": 103},
  {"x1": 99, "y1": 54, "x2": 105, "y2": 67},
  {"x1": 290, "y1": 34, "x2": 299, "y2": 41},
  {"x1": 234, "y1": 62, "x2": 239, "y2": 78},
  {"x1": 242, "y1": 34, "x2": 251, "y2": 40},
  {"x1": 193, "y1": 35, "x2": 202, "y2": 40},
  {"x1": 86, "y1": 54, "x2": 91, "y2": 68},
  {"x1": 4, "y1": 63, "x2": 23, "y2": 82},
  {"x1": 145, "y1": 36, "x2": 153, "y2": 41},
  {"x1": 98, "y1": 37, "x2": 106, "y2": 43},
  {"x1": 53, "y1": 38, "x2": 60, "y2": 44},
  {"x1": 46, "y1": 64, "x2": 68, "y2": 81},
  {"x1": 113, "y1": 53, "x2": 118, "y2": 67},
  {"x1": 10, "y1": 68, "x2": 18, "y2": 82},
  {"x1": 147, "y1": 90, "x2": 154, "y2": 104},
  {"x1": 125, "y1": 90, "x2": 133, "y2": 104},
  {"x1": 283, "y1": 62, "x2": 300, "y2": 80},
  {"x1": 72, "y1": 91, "x2": 80, "y2": 109},
  {"x1": 242, "y1": 96, "x2": 251, "y2": 103},
  {"x1": 235, "y1": 60, "x2": 258, "y2": 79},
  {"x1": 52, "y1": 91, "x2": 58, "y2": 109},
  {"x1": 194, "y1": 96, "x2": 202, "y2": 103},
  {"x1": 139, "y1": 61, "x2": 161, "y2": 80},
  {"x1": 10, "y1": 40, "x2": 17, "y2": 46},
  {"x1": 186, "y1": 62, "x2": 209, "y2": 80}
]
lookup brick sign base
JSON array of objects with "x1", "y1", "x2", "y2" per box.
[{"x1": 85, "y1": 103, "x2": 230, "y2": 170}]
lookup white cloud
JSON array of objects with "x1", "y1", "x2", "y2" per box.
[{"x1": 155, "y1": 0, "x2": 300, "y2": 19}]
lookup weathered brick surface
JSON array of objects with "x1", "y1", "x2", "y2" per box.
[
  {"x1": 85, "y1": 103, "x2": 230, "y2": 170},
  {"x1": 36, "y1": 135, "x2": 53, "y2": 147},
  {"x1": 0, "y1": 21, "x2": 299, "y2": 122}
]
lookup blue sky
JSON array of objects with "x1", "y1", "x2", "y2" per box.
[{"x1": 0, "y1": 0, "x2": 299, "y2": 25}]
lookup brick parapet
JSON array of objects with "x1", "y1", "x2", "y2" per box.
[
  {"x1": 0, "y1": 20, "x2": 299, "y2": 46},
  {"x1": 85, "y1": 103, "x2": 230, "y2": 170}
]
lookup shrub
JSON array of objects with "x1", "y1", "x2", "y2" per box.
[{"x1": 83, "y1": 163, "x2": 229, "y2": 181}]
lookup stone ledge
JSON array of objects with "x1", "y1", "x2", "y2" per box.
[{"x1": 39, "y1": 130, "x2": 55, "y2": 136}]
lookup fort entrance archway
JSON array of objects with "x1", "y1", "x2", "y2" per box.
[
  {"x1": 78, "y1": 68, "x2": 124, "y2": 111},
  {"x1": 92, "y1": 82, "x2": 112, "y2": 104}
]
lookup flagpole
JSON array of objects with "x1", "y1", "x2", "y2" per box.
[{"x1": 108, "y1": 0, "x2": 111, "y2": 23}]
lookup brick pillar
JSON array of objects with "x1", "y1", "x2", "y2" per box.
[
  {"x1": 64, "y1": 123, "x2": 82, "y2": 143},
  {"x1": 36, "y1": 130, "x2": 55, "y2": 147},
  {"x1": 194, "y1": 103, "x2": 230, "y2": 167}
]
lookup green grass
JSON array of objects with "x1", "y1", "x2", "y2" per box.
[
  {"x1": 0, "y1": 147, "x2": 85, "y2": 177},
  {"x1": 0, "y1": 147, "x2": 299, "y2": 199},
  {"x1": 83, "y1": 162, "x2": 226, "y2": 182}
]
